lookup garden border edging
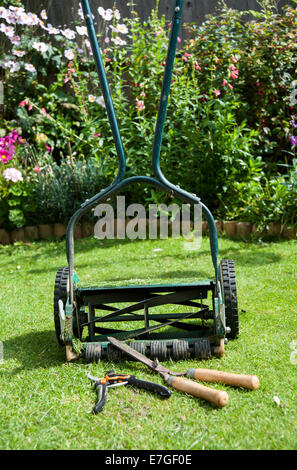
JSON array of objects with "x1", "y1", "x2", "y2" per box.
[{"x1": 0, "y1": 220, "x2": 296, "y2": 246}]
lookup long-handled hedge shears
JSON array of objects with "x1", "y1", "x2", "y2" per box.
[{"x1": 108, "y1": 337, "x2": 260, "y2": 407}]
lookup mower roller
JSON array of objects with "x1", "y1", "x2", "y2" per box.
[{"x1": 53, "y1": 0, "x2": 239, "y2": 363}]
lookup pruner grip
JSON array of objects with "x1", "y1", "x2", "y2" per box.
[
  {"x1": 127, "y1": 375, "x2": 171, "y2": 398},
  {"x1": 93, "y1": 381, "x2": 108, "y2": 415}
]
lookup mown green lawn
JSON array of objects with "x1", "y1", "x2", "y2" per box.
[{"x1": 0, "y1": 235, "x2": 296, "y2": 450}]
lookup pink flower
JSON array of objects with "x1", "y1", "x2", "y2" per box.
[
  {"x1": 213, "y1": 89, "x2": 221, "y2": 97},
  {"x1": 33, "y1": 166, "x2": 41, "y2": 173},
  {"x1": 222, "y1": 79, "x2": 227, "y2": 86},
  {"x1": 228, "y1": 83, "x2": 234, "y2": 90},
  {"x1": 177, "y1": 36, "x2": 181, "y2": 43},
  {"x1": 19, "y1": 99, "x2": 32, "y2": 111},
  {"x1": 136, "y1": 98, "x2": 145, "y2": 112},
  {"x1": 0, "y1": 150, "x2": 11, "y2": 163},
  {"x1": 232, "y1": 55, "x2": 238, "y2": 63},
  {"x1": 40, "y1": 108, "x2": 51, "y2": 119},
  {"x1": 93, "y1": 133, "x2": 101, "y2": 138},
  {"x1": 182, "y1": 52, "x2": 192, "y2": 62},
  {"x1": 45, "y1": 144, "x2": 51, "y2": 153},
  {"x1": 194, "y1": 62, "x2": 201, "y2": 71},
  {"x1": 256, "y1": 80, "x2": 260, "y2": 87},
  {"x1": 229, "y1": 64, "x2": 239, "y2": 79}
]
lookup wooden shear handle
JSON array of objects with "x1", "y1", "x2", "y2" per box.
[
  {"x1": 186, "y1": 369, "x2": 259, "y2": 390},
  {"x1": 165, "y1": 375, "x2": 229, "y2": 407}
]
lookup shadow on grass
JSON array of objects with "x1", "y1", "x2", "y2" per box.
[{"x1": 1, "y1": 330, "x2": 65, "y2": 375}]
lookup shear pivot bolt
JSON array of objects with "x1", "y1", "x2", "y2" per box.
[
  {"x1": 226, "y1": 327, "x2": 231, "y2": 334},
  {"x1": 175, "y1": 7, "x2": 180, "y2": 12}
]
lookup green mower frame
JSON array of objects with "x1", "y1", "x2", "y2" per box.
[{"x1": 54, "y1": 0, "x2": 239, "y2": 363}]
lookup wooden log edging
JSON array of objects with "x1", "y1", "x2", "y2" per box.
[{"x1": 0, "y1": 220, "x2": 296, "y2": 246}]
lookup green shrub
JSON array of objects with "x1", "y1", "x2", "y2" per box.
[
  {"x1": 31, "y1": 155, "x2": 109, "y2": 224},
  {"x1": 225, "y1": 159, "x2": 297, "y2": 229},
  {"x1": 0, "y1": 1, "x2": 296, "y2": 229}
]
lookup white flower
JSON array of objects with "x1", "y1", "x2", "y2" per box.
[
  {"x1": 76, "y1": 25, "x2": 88, "y2": 36},
  {"x1": 84, "y1": 39, "x2": 93, "y2": 54},
  {"x1": 95, "y1": 96, "x2": 106, "y2": 108},
  {"x1": 0, "y1": 7, "x2": 8, "y2": 20},
  {"x1": 25, "y1": 12, "x2": 40, "y2": 26},
  {"x1": 64, "y1": 49, "x2": 75, "y2": 60},
  {"x1": 12, "y1": 49, "x2": 26, "y2": 57},
  {"x1": 98, "y1": 7, "x2": 113, "y2": 21},
  {"x1": 0, "y1": 23, "x2": 15, "y2": 38},
  {"x1": 0, "y1": 60, "x2": 9, "y2": 69},
  {"x1": 24, "y1": 63, "x2": 36, "y2": 73},
  {"x1": 10, "y1": 61, "x2": 20, "y2": 73},
  {"x1": 78, "y1": 4, "x2": 84, "y2": 20},
  {"x1": 88, "y1": 95, "x2": 96, "y2": 102},
  {"x1": 14, "y1": 12, "x2": 29, "y2": 25},
  {"x1": 10, "y1": 35, "x2": 20, "y2": 45},
  {"x1": 114, "y1": 9, "x2": 121, "y2": 20},
  {"x1": 3, "y1": 9, "x2": 16, "y2": 25},
  {"x1": 0, "y1": 59, "x2": 14, "y2": 70},
  {"x1": 117, "y1": 23, "x2": 128, "y2": 34},
  {"x1": 111, "y1": 36, "x2": 126, "y2": 46},
  {"x1": 47, "y1": 24, "x2": 60, "y2": 35},
  {"x1": 109, "y1": 25, "x2": 119, "y2": 33},
  {"x1": 32, "y1": 41, "x2": 49, "y2": 53},
  {"x1": 3, "y1": 168, "x2": 23, "y2": 183},
  {"x1": 61, "y1": 28, "x2": 76, "y2": 40},
  {"x1": 40, "y1": 9, "x2": 47, "y2": 20}
]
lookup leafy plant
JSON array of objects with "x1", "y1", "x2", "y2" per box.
[
  {"x1": 31, "y1": 155, "x2": 109, "y2": 224},
  {"x1": 0, "y1": 1, "x2": 297, "y2": 230}
]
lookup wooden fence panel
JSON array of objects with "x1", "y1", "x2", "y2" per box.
[{"x1": 25, "y1": 0, "x2": 292, "y2": 32}]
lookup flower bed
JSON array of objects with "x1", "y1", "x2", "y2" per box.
[{"x1": 0, "y1": 1, "x2": 296, "y2": 232}]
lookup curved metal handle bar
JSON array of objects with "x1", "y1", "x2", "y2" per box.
[
  {"x1": 150, "y1": 0, "x2": 218, "y2": 276},
  {"x1": 66, "y1": 0, "x2": 219, "y2": 304},
  {"x1": 81, "y1": 0, "x2": 126, "y2": 183},
  {"x1": 66, "y1": 176, "x2": 217, "y2": 304}
]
